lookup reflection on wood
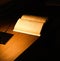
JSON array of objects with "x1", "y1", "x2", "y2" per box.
[
  {"x1": 0, "y1": 15, "x2": 46, "y2": 61},
  {"x1": 0, "y1": 19, "x2": 39, "y2": 61}
]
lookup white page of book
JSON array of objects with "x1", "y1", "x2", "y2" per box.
[{"x1": 13, "y1": 18, "x2": 45, "y2": 36}]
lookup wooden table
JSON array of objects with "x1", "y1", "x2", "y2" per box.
[{"x1": 0, "y1": 19, "x2": 39, "y2": 61}]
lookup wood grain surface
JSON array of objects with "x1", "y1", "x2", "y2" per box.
[{"x1": 0, "y1": 19, "x2": 39, "y2": 61}]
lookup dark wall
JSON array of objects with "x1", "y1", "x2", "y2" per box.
[
  {"x1": 0, "y1": 0, "x2": 59, "y2": 19},
  {"x1": 0, "y1": 0, "x2": 47, "y2": 19}
]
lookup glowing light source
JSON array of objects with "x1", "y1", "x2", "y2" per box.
[{"x1": 13, "y1": 15, "x2": 46, "y2": 36}]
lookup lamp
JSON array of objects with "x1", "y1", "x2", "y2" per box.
[{"x1": 13, "y1": 15, "x2": 46, "y2": 36}]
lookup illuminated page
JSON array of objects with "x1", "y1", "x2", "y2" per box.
[
  {"x1": 13, "y1": 15, "x2": 46, "y2": 36},
  {"x1": 21, "y1": 15, "x2": 46, "y2": 23}
]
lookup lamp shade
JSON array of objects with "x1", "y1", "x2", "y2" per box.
[{"x1": 13, "y1": 15, "x2": 46, "y2": 36}]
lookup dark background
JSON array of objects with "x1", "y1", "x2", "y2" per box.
[{"x1": 0, "y1": 0, "x2": 60, "y2": 61}]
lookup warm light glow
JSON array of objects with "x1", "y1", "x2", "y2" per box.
[
  {"x1": 13, "y1": 15, "x2": 46, "y2": 36},
  {"x1": 0, "y1": 33, "x2": 38, "y2": 61},
  {"x1": 21, "y1": 15, "x2": 46, "y2": 23},
  {"x1": 0, "y1": 15, "x2": 47, "y2": 61}
]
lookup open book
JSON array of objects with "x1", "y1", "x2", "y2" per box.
[{"x1": 13, "y1": 15, "x2": 46, "y2": 36}]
